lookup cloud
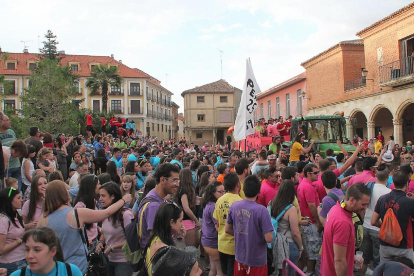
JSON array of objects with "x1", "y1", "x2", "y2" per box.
[
  {"x1": 261, "y1": 21, "x2": 272, "y2": 28},
  {"x1": 202, "y1": 23, "x2": 244, "y2": 33}
]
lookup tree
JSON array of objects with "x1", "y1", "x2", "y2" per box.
[
  {"x1": 39, "y1": 30, "x2": 59, "y2": 60},
  {"x1": 21, "y1": 58, "x2": 82, "y2": 134},
  {"x1": 86, "y1": 65, "x2": 122, "y2": 113}
]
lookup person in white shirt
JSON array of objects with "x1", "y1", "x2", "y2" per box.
[
  {"x1": 69, "y1": 163, "x2": 88, "y2": 188},
  {"x1": 359, "y1": 166, "x2": 391, "y2": 275}
]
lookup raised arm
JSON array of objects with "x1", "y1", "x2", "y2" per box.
[{"x1": 338, "y1": 144, "x2": 364, "y2": 175}]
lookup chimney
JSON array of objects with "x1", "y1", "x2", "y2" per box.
[
  {"x1": 58, "y1": 50, "x2": 66, "y2": 57},
  {"x1": 111, "y1": 54, "x2": 114, "y2": 58},
  {"x1": 23, "y1": 48, "x2": 29, "y2": 54},
  {"x1": 119, "y1": 60, "x2": 122, "y2": 64}
]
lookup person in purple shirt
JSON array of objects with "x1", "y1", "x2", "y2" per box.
[
  {"x1": 226, "y1": 175, "x2": 273, "y2": 275},
  {"x1": 318, "y1": 171, "x2": 345, "y2": 226},
  {"x1": 138, "y1": 164, "x2": 181, "y2": 250},
  {"x1": 201, "y1": 181, "x2": 226, "y2": 276}
]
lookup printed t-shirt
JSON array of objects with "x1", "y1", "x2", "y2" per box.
[
  {"x1": 257, "y1": 179, "x2": 280, "y2": 207},
  {"x1": 348, "y1": 170, "x2": 376, "y2": 187},
  {"x1": 297, "y1": 178, "x2": 320, "y2": 223},
  {"x1": 213, "y1": 193, "x2": 242, "y2": 255},
  {"x1": 101, "y1": 209, "x2": 134, "y2": 262},
  {"x1": 363, "y1": 183, "x2": 390, "y2": 231},
  {"x1": 373, "y1": 261, "x2": 414, "y2": 276},
  {"x1": 374, "y1": 189, "x2": 414, "y2": 249},
  {"x1": 201, "y1": 202, "x2": 218, "y2": 249},
  {"x1": 21, "y1": 200, "x2": 43, "y2": 223},
  {"x1": 319, "y1": 188, "x2": 344, "y2": 218},
  {"x1": 289, "y1": 142, "x2": 303, "y2": 162},
  {"x1": 10, "y1": 261, "x2": 83, "y2": 276},
  {"x1": 314, "y1": 168, "x2": 341, "y2": 201},
  {"x1": 227, "y1": 199, "x2": 273, "y2": 267},
  {"x1": 0, "y1": 216, "x2": 25, "y2": 263},
  {"x1": 321, "y1": 202, "x2": 355, "y2": 276},
  {"x1": 139, "y1": 189, "x2": 164, "y2": 249}
]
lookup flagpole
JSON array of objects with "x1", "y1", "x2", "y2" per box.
[{"x1": 244, "y1": 138, "x2": 247, "y2": 153}]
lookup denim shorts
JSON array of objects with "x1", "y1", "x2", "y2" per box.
[{"x1": 0, "y1": 259, "x2": 27, "y2": 276}]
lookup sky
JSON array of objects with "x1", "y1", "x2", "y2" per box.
[{"x1": 1, "y1": 0, "x2": 412, "y2": 112}]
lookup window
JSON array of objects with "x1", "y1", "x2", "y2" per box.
[
  {"x1": 276, "y1": 97, "x2": 280, "y2": 118},
  {"x1": 92, "y1": 100, "x2": 100, "y2": 112},
  {"x1": 90, "y1": 65, "x2": 97, "y2": 72},
  {"x1": 162, "y1": 125, "x2": 164, "y2": 132},
  {"x1": 3, "y1": 80, "x2": 16, "y2": 95},
  {"x1": 131, "y1": 100, "x2": 141, "y2": 114},
  {"x1": 197, "y1": 114, "x2": 205, "y2": 121},
  {"x1": 111, "y1": 85, "x2": 122, "y2": 94},
  {"x1": 110, "y1": 65, "x2": 118, "y2": 70},
  {"x1": 146, "y1": 87, "x2": 148, "y2": 93},
  {"x1": 260, "y1": 103, "x2": 264, "y2": 118},
  {"x1": 152, "y1": 123, "x2": 155, "y2": 131},
  {"x1": 297, "y1": 89, "x2": 303, "y2": 116},
  {"x1": 74, "y1": 81, "x2": 80, "y2": 94},
  {"x1": 157, "y1": 124, "x2": 160, "y2": 132},
  {"x1": 196, "y1": 133, "x2": 203, "y2": 139},
  {"x1": 130, "y1": 83, "x2": 141, "y2": 95},
  {"x1": 268, "y1": 100, "x2": 271, "y2": 118},
  {"x1": 71, "y1": 64, "x2": 79, "y2": 71},
  {"x1": 220, "y1": 96, "x2": 227, "y2": 102},
  {"x1": 197, "y1": 96, "x2": 205, "y2": 103},
  {"x1": 73, "y1": 99, "x2": 82, "y2": 109},
  {"x1": 111, "y1": 100, "x2": 122, "y2": 113},
  {"x1": 4, "y1": 100, "x2": 16, "y2": 114},
  {"x1": 28, "y1": 63, "x2": 37, "y2": 71},
  {"x1": 6, "y1": 63, "x2": 15, "y2": 70},
  {"x1": 286, "y1": 93, "x2": 290, "y2": 117},
  {"x1": 219, "y1": 110, "x2": 232, "y2": 123}
]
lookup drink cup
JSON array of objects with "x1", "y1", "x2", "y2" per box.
[{"x1": 355, "y1": 251, "x2": 363, "y2": 269}]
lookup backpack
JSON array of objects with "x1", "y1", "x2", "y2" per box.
[
  {"x1": 267, "y1": 204, "x2": 293, "y2": 249},
  {"x1": 364, "y1": 176, "x2": 375, "y2": 204},
  {"x1": 122, "y1": 197, "x2": 156, "y2": 270},
  {"x1": 20, "y1": 263, "x2": 72, "y2": 276},
  {"x1": 378, "y1": 198, "x2": 404, "y2": 247}
]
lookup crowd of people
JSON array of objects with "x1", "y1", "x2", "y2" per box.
[{"x1": 0, "y1": 109, "x2": 413, "y2": 276}]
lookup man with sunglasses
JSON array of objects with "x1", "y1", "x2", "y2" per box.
[
  {"x1": 297, "y1": 163, "x2": 322, "y2": 275},
  {"x1": 257, "y1": 166, "x2": 281, "y2": 207},
  {"x1": 135, "y1": 163, "x2": 180, "y2": 250}
]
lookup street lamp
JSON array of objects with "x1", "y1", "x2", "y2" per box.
[{"x1": 361, "y1": 68, "x2": 368, "y2": 78}]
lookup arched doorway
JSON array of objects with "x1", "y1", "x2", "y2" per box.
[
  {"x1": 353, "y1": 111, "x2": 368, "y2": 139},
  {"x1": 399, "y1": 103, "x2": 414, "y2": 144},
  {"x1": 371, "y1": 106, "x2": 394, "y2": 141}
]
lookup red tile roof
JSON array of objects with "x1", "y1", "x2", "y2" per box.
[
  {"x1": 0, "y1": 52, "x2": 149, "y2": 78},
  {"x1": 181, "y1": 79, "x2": 241, "y2": 96},
  {"x1": 356, "y1": 2, "x2": 414, "y2": 37}
]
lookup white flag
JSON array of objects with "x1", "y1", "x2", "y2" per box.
[{"x1": 233, "y1": 58, "x2": 261, "y2": 141}]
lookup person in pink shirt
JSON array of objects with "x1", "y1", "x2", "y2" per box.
[
  {"x1": 267, "y1": 119, "x2": 277, "y2": 137},
  {"x1": 257, "y1": 167, "x2": 281, "y2": 207},
  {"x1": 315, "y1": 145, "x2": 363, "y2": 201},
  {"x1": 389, "y1": 164, "x2": 414, "y2": 193},
  {"x1": 297, "y1": 163, "x2": 321, "y2": 275},
  {"x1": 21, "y1": 175, "x2": 48, "y2": 230},
  {"x1": 321, "y1": 183, "x2": 370, "y2": 276},
  {"x1": 348, "y1": 157, "x2": 377, "y2": 187}
]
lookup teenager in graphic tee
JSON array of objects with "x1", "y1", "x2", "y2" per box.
[{"x1": 226, "y1": 175, "x2": 273, "y2": 275}]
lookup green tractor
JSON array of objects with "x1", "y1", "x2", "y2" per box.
[{"x1": 287, "y1": 115, "x2": 356, "y2": 157}]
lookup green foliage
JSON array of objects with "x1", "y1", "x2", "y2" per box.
[
  {"x1": 86, "y1": 65, "x2": 122, "y2": 113},
  {"x1": 39, "y1": 30, "x2": 59, "y2": 60},
  {"x1": 21, "y1": 58, "x2": 82, "y2": 135}
]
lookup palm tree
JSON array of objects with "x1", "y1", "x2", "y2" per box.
[{"x1": 86, "y1": 65, "x2": 122, "y2": 113}]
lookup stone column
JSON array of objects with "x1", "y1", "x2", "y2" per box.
[
  {"x1": 394, "y1": 119, "x2": 404, "y2": 146},
  {"x1": 346, "y1": 120, "x2": 354, "y2": 140},
  {"x1": 367, "y1": 121, "x2": 375, "y2": 140}
]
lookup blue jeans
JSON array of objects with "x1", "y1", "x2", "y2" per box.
[
  {"x1": 288, "y1": 242, "x2": 300, "y2": 276},
  {"x1": 108, "y1": 261, "x2": 133, "y2": 276},
  {"x1": 7, "y1": 167, "x2": 22, "y2": 191},
  {"x1": 0, "y1": 259, "x2": 27, "y2": 276}
]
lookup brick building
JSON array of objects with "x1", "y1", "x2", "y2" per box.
[
  {"x1": 301, "y1": 3, "x2": 414, "y2": 146},
  {"x1": 0, "y1": 50, "x2": 174, "y2": 141},
  {"x1": 256, "y1": 72, "x2": 307, "y2": 121}
]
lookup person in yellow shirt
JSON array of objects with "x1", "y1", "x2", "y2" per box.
[
  {"x1": 289, "y1": 132, "x2": 314, "y2": 165},
  {"x1": 213, "y1": 173, "x2": 242, "y2": 276},
  {"x1": 374, "y1": 138, "x2": 382, "y2": 153},
  {"x1": 234, "y1": 158, "x2": 250, "y2": 199}
]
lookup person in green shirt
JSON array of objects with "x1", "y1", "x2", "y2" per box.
[{"x1": 269, "y1": 135, "x2": 282, "y2": 155}]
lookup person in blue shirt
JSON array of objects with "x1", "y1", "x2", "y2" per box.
[
  {"x1": 136, "y1": 159, "x2": 152, "y2": 190},
  {"x1": 190, "y1": 159, "x2": 201, "y2": 188},
  {"x1": 93, "y1": 137, "x2": 104, "y2": 157},
  {"x1": 170, "y1": 149, "x2": 184, "y2": 169},
  {"x1": 150, "y1": 150, "x2": 162, "y2": 170},
  {"x1": 128, "y1": 148, "x2": 140, "y2": 162},
  {"x1": 110, "y1": 148, "x2": 122, "y2": 168},
  {"x1": 11, "y1": 227, "x2": 83, "y2": 276}
]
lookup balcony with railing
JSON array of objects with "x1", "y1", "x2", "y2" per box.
[
  {"x1": 167, "y1": 100, "x2": 171, "y2": 106},
  {"x1": 146, "y1": 92, "x2": 152, "y2": 101},
  {"x1": 109, "y1": 86, "x2": 123, "y2": 95},
  {"x1": 147, "y1": 109, "x2": 153, "y2": 117},
  {"x1": 345, "y1": 77, "x2": 366, "y2": 91},
  {"x1": 129, "y1": 107, "x2": 143, "y2": 114},
  {"x1": 380, "y1": 56, "x2": 414, "y2": 87},
  {"x1": 111, "y1": 107, "x2": 124, "y2": 114}
]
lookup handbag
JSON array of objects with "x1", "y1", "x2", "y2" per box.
[{"x1": 74, "y1": 208, "x2": 109, "y2": 276}]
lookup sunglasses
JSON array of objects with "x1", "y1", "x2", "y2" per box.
[
  {"x1": 8, "y1": 187, "x2": 16, "y2": 197},
  {"x1": 164, "y1": 199, "x2": 180, "y2": 208},
  {"x1": 165, "y1": 177, "x2": 180, "y2": 184},
  {"x1": 309, "y1": 171, "x2": 320, "y2": 175}
]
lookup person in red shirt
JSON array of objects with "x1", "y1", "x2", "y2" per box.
[
  {"x1": 276, "y1": 116, "x2": 289, "y2": 137},
  {"x1": 321, "y1": 183, "x2": 370, "y2": 276},
  {"x1": 257, "y1": 167, "x2": 281, "y2": 207},
  {"x1": 109, "y1": 115, "x2": 118, "y2": 137},
  {"x1": 85, "y1": 111, "x2": 94, "y2": 138},
  {"x1": 285, "y1": 115, "x2": 292, "y2": 135},
  {"x1": 101, "y1": 116, "x2": 107, "y2": 136},
  {"x1": 377, "y1": 131, "x2": 385, "y2": 145}
]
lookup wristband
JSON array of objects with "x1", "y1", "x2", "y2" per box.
[
  {"x1": 109, "y1": 244, "x2": 114, "y2": 251},
  {"x1": 121, "y1": 199, "x2": 126, "y2": 204},
  {"x1": 16, "y1": 239, "x2": 22, "y2": 245},
  {"x1": 299, "y1": 247, "x2": 304, "y2": 251}
]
